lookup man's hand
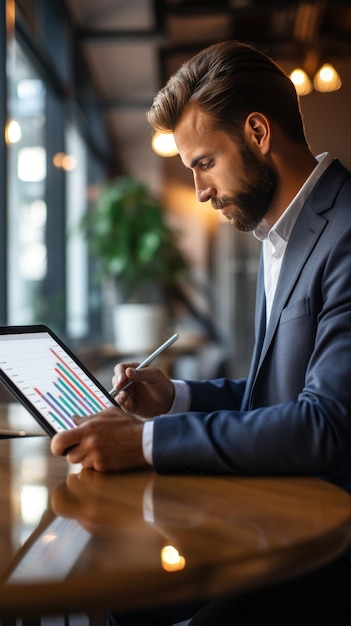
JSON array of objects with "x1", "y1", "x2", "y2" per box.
[
  {"x1": 111, "y1": 364, "x2": 175, "y2": 417},
  {"x1": 50, "y1": 407, "x2": 148, "y2": 472}
]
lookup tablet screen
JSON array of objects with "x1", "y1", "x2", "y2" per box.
[{"x1": 0, "y1": 325, "x2": 116, "y2": 435}]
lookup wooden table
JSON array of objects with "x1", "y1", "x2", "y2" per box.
[{"x1": 1, "y1": 407, "x2": 351, "y2": 621}]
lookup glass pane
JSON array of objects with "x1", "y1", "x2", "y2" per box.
[
  {"x1": 7, "y1": 40, "x2": 47, "y2": 324},
  {"x1": 65, "y1": 121, "x2": 89, "y2": 338}
]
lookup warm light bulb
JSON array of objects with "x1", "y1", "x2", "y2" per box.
[
  {"x1": 61, "y1": 154, "x2": 77, "y2": 171},
  {"x1": 289, "y1": 69, "x2": 313, "y2": 96},
  {"x1": 161, "y1": 545, "x2": 186, "y2": 572},
  {"x1": 313, "y1": 63, "x2": 342, "y2": 92},
  {"x1": 52, "y1": 152, "x2": 77, "y2": 170},
  {"x1": 151, "y1": 131, "x2": 178, "y2": 157},
  {"x1": 5, "y1": 119, "x2": 22, "y2": 143}
]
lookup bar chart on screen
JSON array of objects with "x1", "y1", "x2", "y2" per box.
[
  {"x1": 33, "y1": 346, "x2": 109, "y2": 429},
  {"x1": 0, "y1": 330, "x2": 114, "y2": 432}
]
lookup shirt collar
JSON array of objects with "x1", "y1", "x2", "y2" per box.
[{"x1": 254, "y1": 152, "x2": 333, "y2": 245}]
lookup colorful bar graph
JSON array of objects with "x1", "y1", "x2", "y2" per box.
[{"x1": 32, "y1": 348, "x2": 109, "y2": 430}]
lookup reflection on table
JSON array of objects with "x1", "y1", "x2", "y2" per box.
[{"x1": 1, "y1": 434, "x2": 351, "y2": 620}]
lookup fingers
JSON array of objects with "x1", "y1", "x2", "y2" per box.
[
  {"x1": 111, "y1": 362, "x2": 168, "y2": 394},
  {"x1": 112, "y1": 361, "x2": 139, "y2": 391},
  {"x1": 111, "y1": 363, "x2": 174, "y2": 418},
  {"x1": 51, "y1": 409, "x2": 147, "y2": 473},
  {"x1": 51, "y1": 428, "x2": 81, "y2": 456}
]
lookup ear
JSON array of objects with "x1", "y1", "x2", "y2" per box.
[{"x1": 244, "y1": 112, "x2": 271, "y2": 155}]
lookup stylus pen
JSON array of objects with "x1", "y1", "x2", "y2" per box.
[{"x1": 109, "y1": 332, "x2": 179, "y2": 397}]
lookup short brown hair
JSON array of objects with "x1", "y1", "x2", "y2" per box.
[{"x1": 147, "y1": 40, "x2": 307, "y2": 144}]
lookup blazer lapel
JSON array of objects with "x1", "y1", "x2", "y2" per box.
[
  {"x1": 241, "y1": 256, "x2": 266, "y2": 409},
  {"x1": 263, "y1": 159, "x2": 350, "y2": 359},
  {"x1": 262, "y1": 204, "x2": 326, "y2": 356}
]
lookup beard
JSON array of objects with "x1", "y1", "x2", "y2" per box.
[{"x1": 211, "y1": 143, "x2": 278, "y2": 232}]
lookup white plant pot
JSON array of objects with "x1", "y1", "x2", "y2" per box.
[{"x1": 113, "y1": 303, "x2": 165, "y2": 353}]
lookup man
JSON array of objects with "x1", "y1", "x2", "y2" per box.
[{"x1": 52, "y1": 41, "x2": 351, "y2": 624}]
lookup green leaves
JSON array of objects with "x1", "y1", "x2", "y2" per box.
[{"x1": 81, "y1": 176, "x2": 189, "y2": 302}]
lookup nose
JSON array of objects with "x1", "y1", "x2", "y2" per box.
[
  {"x1": 197, "y1": 187, "x2": 215, "y2": 203},
  {"x1": 193, "y1": 173, "x2": 216, "y2": 203}
]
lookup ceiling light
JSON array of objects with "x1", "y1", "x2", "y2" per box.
[
  {"x1": 151, "y1": 131, "x2": 178, "y2": 157},
  {"x1": 289, "y1": 62, "x2": 342, "y2": 96},
  {"x1": 313, "y1": 63, "x2": 342, "y2": 93},
  {"x1": 289, "y1": 69, "x2": 313, "y2": 96},
  {"x1": 5, "y1": 119, "x2": 22, "y2": 143}
]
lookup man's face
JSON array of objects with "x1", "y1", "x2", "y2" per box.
[{"x1": 174, "y1": 104, "x2": 277, "y2": 232}]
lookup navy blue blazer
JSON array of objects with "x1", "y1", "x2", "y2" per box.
[{"x1": 153, "y1": 159, "x2": 351, "y2": 495}]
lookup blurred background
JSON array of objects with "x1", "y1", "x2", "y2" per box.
[{"x1": 1, "y1": 0, "x2": 351, "y2": 390}]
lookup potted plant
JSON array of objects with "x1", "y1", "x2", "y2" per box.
[{"x1": 81, "y1": 175, "x2": 190, "y2": 351}]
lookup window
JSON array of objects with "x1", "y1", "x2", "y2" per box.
[
  {"x1": 2, "y1": 0, "x2": 112, "y2": 343},
  {"x1": 65, "y1": 121, "x2": 89, "y2": 339},
  {"x1": 7, "y1": 41, "x2": 47, "y2": 324}
]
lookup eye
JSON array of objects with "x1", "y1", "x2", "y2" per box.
[{"x1": 199, "y1": 159, "x2": 214, "y2": 170}]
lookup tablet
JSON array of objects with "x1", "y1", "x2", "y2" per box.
[{"x1": 0, "y1": 324, "x2": 118, "y2": 436}]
